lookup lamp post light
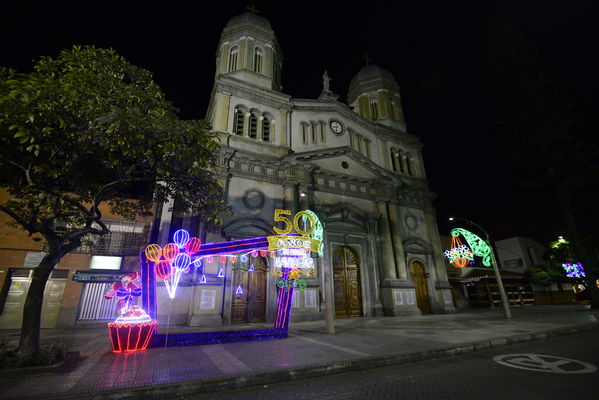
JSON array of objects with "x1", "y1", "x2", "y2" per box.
[
  {"x1": 449, "y1": 217, "x2": 512, "y2": 319},
  {"x1": 300, "y1": 190, "x2": 335, "y2": 334}
]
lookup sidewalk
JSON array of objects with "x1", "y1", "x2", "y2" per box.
[{"x1": 1, "y1": 305, "x2": 597, "y2": 400}]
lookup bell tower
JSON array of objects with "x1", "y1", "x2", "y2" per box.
[
  {"x1": 214, "y1": 10, "x2": 283, "y2": 92},
  {"x1": 347, "y1": 63, "x2": 406, "y2": 129}
]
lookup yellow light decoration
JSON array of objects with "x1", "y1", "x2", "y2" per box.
[
  {"x1": 163, "y1": 243, "x2": 180, "y2": 261},
  {"x1": 145, "y1": 244, "x2": 162, "y2": 262},
  {"x1": 289, "y1": 268, "x2": 301, "y2": 279}
]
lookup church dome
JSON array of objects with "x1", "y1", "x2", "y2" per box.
[
  {"x1": 348, "y1": 64, "x2": 399, "y2": 105},
  {"x1": 225, "y1": 12, "x2": 272, "y2": 31}
]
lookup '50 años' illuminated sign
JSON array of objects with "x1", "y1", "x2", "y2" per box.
[{"x1": 268, "y1": 209, "x2": 322, "y2": 254}]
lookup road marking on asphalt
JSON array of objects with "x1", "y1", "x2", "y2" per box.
[
  {"x1": 202, "y1": 344, "x2": 252, "y2": 374},
  {"x1": 295, "y1": 336, "x2": 371, "y2": 357},
  {"x1": 493, "y1": 354, "x2": 597, "y2": 374}
]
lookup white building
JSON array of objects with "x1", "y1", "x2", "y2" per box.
[{"x1": 154, "y1": 11, "x2": 455, "y2": 326}]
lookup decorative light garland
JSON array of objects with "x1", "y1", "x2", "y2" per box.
[
  {"x1": 562, "y1": 262, "x2": 585, "y2": 278},
  {"x1": 450, "y1": 228, "x2": 493, "y2": 267},
  {"x1": 443, "y1": 235, "x2": 473, "y2": 268}
]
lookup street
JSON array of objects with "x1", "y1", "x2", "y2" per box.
[{"x1": 176, "y1": 329, "x2": 599, "y2": 400}]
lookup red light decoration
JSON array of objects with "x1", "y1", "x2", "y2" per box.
[
  {"x1": 219, "y1": 255, "x2": 227, "y2": 263},
  {"x1": 230, "y1": 256, "x2": 237, "y2": 263},
  {"x1": 163, "y1": 243, "x2": 180, "y2": 261},
  {"x1": 185, "y1": 237, "x2": 202, "y2": 255},
  {"x1": 154, "y1": 260, "x2": 172, "y2": 280},
  {"x1": 260, "y1": 250, "x2": 267, "y2": 257},
  {"x1": 108, "y1": 320, "x2": 157, "y2": 352}
]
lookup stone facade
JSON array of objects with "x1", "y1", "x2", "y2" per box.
[{"x1": 153, "y1": 11, "x2": 455, "y2": 326}]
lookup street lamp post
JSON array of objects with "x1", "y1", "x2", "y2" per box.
[
  {"x1": 449, "y1": 217, "x2": 512, "y2": 319},
  {"x1": 300, "y1": 191, "x2": 335, "y2": 334}
]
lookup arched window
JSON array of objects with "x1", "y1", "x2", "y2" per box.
[
  {"x1": 228, "y1": 46, "x2": 239, "y2": 73},
  {"x1": 249, "y1": 112, "x2": 258, "y2": 139},
  {"x1": 234, "y1": 109, "x2": 244, "y2": 136},
  {"x1": 262, "y1": 115, "x2": 270, "y2": 142},
  {"x1": 301, "y1": 122, "x2": 308, "y2": 144},
  {"x1": 253, "y1": 47, "x2": 263, "y2": 73},
  {"x1": 369, "y1": 99, "x2": 378, "y2": 120},
  {"x1": 406, "y1": 155, "x2": 413, "y2": 176}
]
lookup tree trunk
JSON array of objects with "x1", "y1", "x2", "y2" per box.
[{"x1": 18, "y1": 251, "x2": 60, "y2": 361}]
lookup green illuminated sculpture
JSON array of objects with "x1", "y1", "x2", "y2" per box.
[{"x1": 450, "y1": 228, "x2": 492, "y2": 267}]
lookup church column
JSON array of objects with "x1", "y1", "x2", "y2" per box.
[
  {"x1": 219, "y1": 42, "x2": 229, "y2": 75},
  {"x1": 257, "y1": 115, "x2": 264, "y2": 140},
  {"x1": 238, "y1": 36, "x2": 247, "y2": 70},
  {"x1": 218, "y1": 92, "x2": 231, "y2": 133},
  {"x1": 376, "y1": 200, "x2": 397, "y2": 281},
  {"x1": 278, "y1": 108, "x2": 288, "y2": 147},
  {"x1": 424, "y1": 210, "x2": 456, "y2": 313},
  {"x1": 283, "y1": 182, "x2": 299, "y2": 213},
  {"x1": 377, "y1": 90, "x2": 389, "y2": 119},
  {"x1": 246, "y1": 37, "x2": 255, "y2": 69},
  {"x1": 270, "y1": 119, "x2": 276, "y2": 144},
  {"x1": 243, "y1": 112, "x2": 250, "y2": 137},
  {"x1": 387, "y1": 201, "x2": 408, "y2": 279},
  {"x1": 380, "y1": 139, "x2": 390, "y2": 170},
  {"x1": 265, "y1": 44, "x2": 273, "y2": 79}
]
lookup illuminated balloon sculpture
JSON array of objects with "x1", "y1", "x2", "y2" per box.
[{"x1": 145, "y1": 229, "x2": 201, "y2": 299}]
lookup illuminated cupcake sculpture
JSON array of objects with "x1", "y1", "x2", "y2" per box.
[{"x1": 105, "y1": 272, "x2": 157, "y2": 352}]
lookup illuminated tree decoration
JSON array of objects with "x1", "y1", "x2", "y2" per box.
[
  {"x1": 235, "y1": 285, "x2": 244, "y2": 295},
  {"x1": 163, "y1": 243, "x2": 180, "y2": 261},
  {"x1": 173, "y1": 229, "x2": 190, "y2": 249},
  {"x1": 144, "y1": 244, "x2": 163, "y2": 262},
  {"x1": 218, "y1": 268, "x2": 225, "y2": 278},
  {"x1": 562, "y1": 262, "x2": 585, "y2": 278},
  {"x1": 443, "y1": 235, "x2": 473, "y2": 268},
  {"x1": 450, "y1": 228, "x2": 493, "y2": 267},
  {"x1": 154, "y1": 260, "x2": 172, "y2": 280},
  {"x1": 185, "y1": 237, "x2": 202, "y2": 255}
]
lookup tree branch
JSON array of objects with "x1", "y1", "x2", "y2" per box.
[{"x1": 0, "y1": 204, "x2": 36, "y2": 233}]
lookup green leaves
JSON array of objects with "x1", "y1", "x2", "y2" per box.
[{"x1": 0, "y1": 45, "x2": 228, "y2": 239}]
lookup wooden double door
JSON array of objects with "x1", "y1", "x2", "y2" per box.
[
  {"x1": 333, "y1": 247, "x2": 363, "y2": 317},
  {"x1": 410, "y1": 261, "x2": 431, "y2": 314},
  {"x1": 231, "y1": 256, "x2": 267, "y2": 324}
]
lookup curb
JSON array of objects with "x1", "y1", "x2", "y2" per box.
[{"x1": 28, "y1": 322, "x2": 596, "y2": 400}]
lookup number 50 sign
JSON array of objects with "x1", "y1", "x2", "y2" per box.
[{"x1": 268, "y1": 209, "x2": 323, "y2": 254}]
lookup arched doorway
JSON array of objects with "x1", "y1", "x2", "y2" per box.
[
  {"x1": 231, "y1": 256, "x2": 267, "y2": 323},
  {"x1": 333, "y1": 247, "x2": 363, "y2": 317},
  {"x1": 409, "y1": 261, "x2": 431, "y2": 314}
]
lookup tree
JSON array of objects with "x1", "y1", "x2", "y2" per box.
[
  {"x1": 485, "y1": 19, "x2": 599, "y2": 308},
  {"x1": 0, "y1": 46, "x2": 228, "y2": 362}
]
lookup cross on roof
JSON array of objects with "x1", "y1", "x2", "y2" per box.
[{"x1": 246, "y1": 4, "x2": 260, "y2": 14}]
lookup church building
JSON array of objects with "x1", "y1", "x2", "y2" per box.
[{"x1": 153, "y1": 11, "x2": 455, "y2": 326}]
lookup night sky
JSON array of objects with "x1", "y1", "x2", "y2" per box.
[{"x1": 2, "y1": 0, "x2": 597, "y2": 242}]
